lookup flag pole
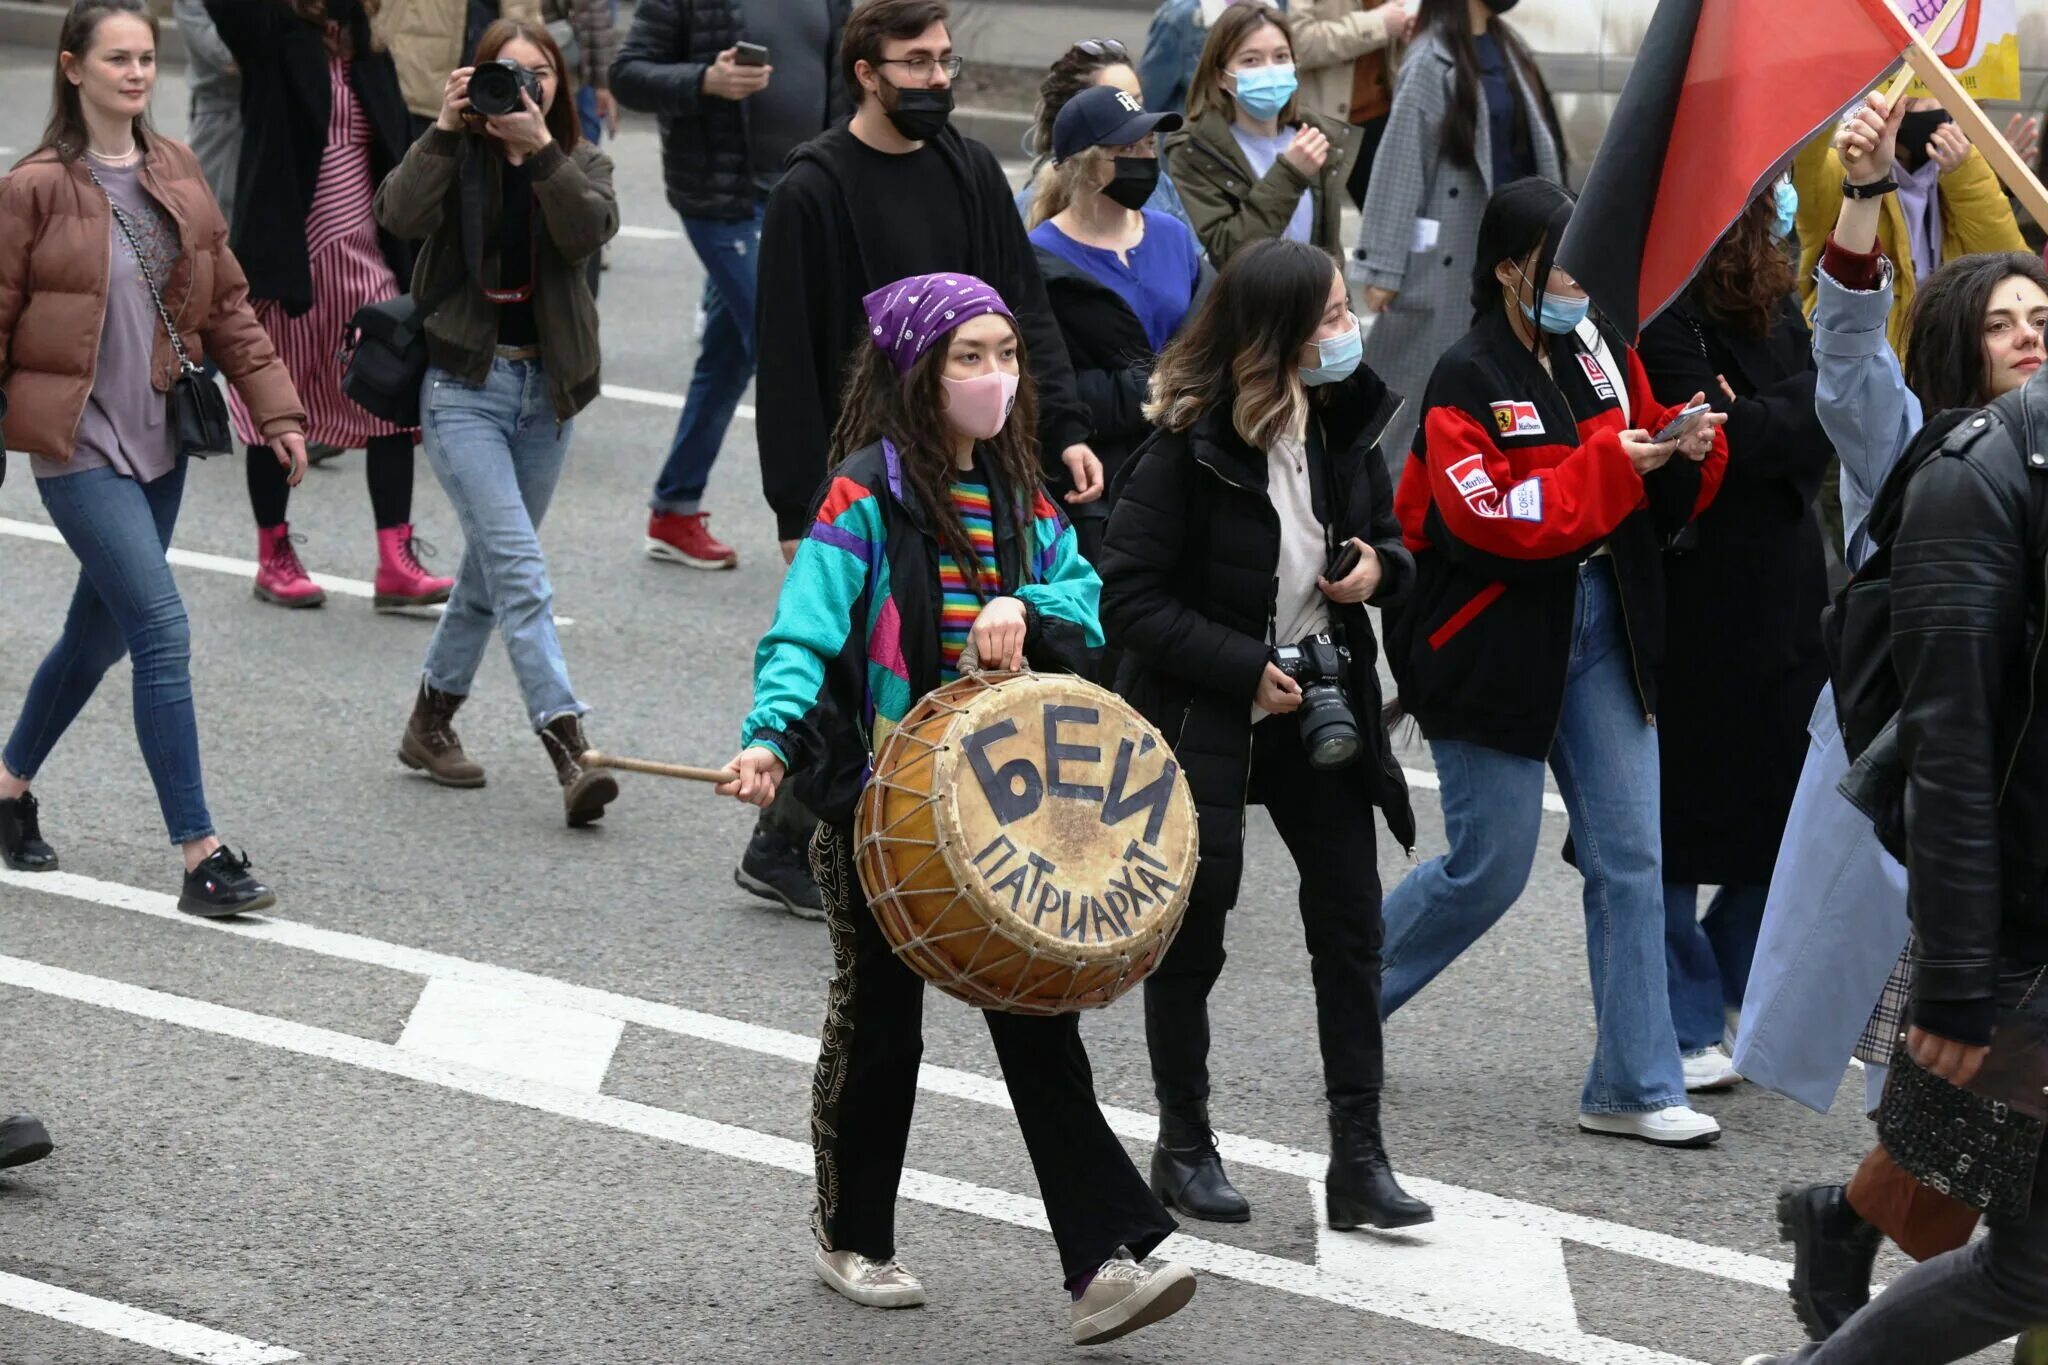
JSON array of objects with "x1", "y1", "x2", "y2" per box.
[
  {"x1": 1882, "y1": 0, "x2": 1964, "y2": 105},
  {"x1": 1883, "y1": 0, "x2": 2048, "y2": 227}
]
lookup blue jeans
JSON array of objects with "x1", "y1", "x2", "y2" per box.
[
  {"x1": 4, "y1": 460, "x2": 214, "y2": 844},
  {"x1": 651, "y1": 207, "x2": 762, "y2": 515},
  {"x1": 576, "y1": 84, "x2": 602, "y2": 147},
  {"x1": 1381, "y1": 559, "x2": 1685, "y2": 1115},
  {"x1": 1663, "y1": 882, "x2": 1766, "y2": 1053},
  {"x1": 419, "y1": 361, "x2": 584, "y2": 731}
]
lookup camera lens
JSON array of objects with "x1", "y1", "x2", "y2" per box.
[
  {"x1": 1298, "y1": 684, "x2": 1362, "y2": 771},
  {"x1": 467, "y1": 61, "x2": 519, "y2": 116}
]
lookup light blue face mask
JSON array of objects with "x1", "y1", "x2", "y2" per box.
[
  {"x1": 1772, "y1": 178, "x2": 1799, "y2": 241},
  {"x1": 1514, "y1": 264, "x2": 1590, "y2": 335},
  {"x1": 1301, "y1": 317, "x2": 1363, "y2": 386},
  {"x1": 1230, "y1": 64, "x2": 1298, "y2": 120}
]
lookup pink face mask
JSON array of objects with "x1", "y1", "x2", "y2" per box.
[{"x1": 939, "y1": 370, "x2": 1020, "y2": 442}]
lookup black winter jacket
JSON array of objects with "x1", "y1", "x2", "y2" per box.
[
  {"x1": 1099, "y1": 370, "x2": 1417, "y2": 914},
  {"x1": 1880, "y1": 380, "x2": 2048, "y2": 1046},
  {"x1": 206, "y1": 0, "x2": 413, "y2": 316},
  {"x1": 609, "y1": 0, "x2": 852, "y2": 222},
  {"x1": 755, "y1": 123, "x2": 1091, "y2": 541},
  {"x1": 1383, "y1": 309, "x2": 1725, "y2": 759}
]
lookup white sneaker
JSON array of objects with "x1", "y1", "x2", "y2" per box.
[
  {"x1": 1683, "y1": 1046, "x2": 1744, "y2": 1092},
  {"x1": 1070, "y1": 1252, "x2": 1196, "y2": 1346},
  {"x1": 1578, "y1": 1105, "x2": 1722, "y2": 1148},
  {"x1": 814, "y1": 1247, "x2": 926, "y2": 1308}
]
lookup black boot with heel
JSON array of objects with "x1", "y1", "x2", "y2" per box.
[
  {"x1": 1327, "y1": 1104, "x2": 1433, "y2": 1231},
  {"x1": 1150, "y1": 1105, "x2": 1251, "y2": 1223}
]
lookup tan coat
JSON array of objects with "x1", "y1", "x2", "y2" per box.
[
  {"x1": 0, "y1": 135, "x2": 304, "y2": 462},
  {"x1": 376, "y1": 0, "x2": 544, "y2": 120},
  {"x1": 1290, "y1": 0, "x2": 1401, "y2": 128}
]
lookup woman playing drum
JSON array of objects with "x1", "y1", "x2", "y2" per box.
[{"x1": 717, "y1": 272, "x2": 1195, "y2": 1347}]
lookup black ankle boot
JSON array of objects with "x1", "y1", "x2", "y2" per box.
[
  {"x1": 1149, "y1": 1106, "x2": 1250, "y2": 1223},
  {"x1": 1779, "y1": 1183, "x2": 1883, "y2": 1341},
  {"x1": 1327, "y1": 1107, "x2": 1432, "y2": 1231},
  {"x1": 0, "y1": 792, "x2": 57, "y2": 872}
]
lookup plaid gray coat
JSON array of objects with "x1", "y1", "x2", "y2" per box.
[{"x1": 1354, "y1": 31, "x2": 1561, "y2": 464}]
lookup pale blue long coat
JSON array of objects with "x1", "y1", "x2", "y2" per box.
[{"x1": 1732, "y1": 265, "x2": 1918, "y2": 1116}]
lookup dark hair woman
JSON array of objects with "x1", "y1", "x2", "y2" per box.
[
  {"x1": 1355, "y1": 0, "x2": 1563, "y2": 469},
  {"x1": 204, "y1": 0, "x2": 453, "y2": 611},
  {"x1": 374, "y1": 18, "x2": 622, "y2": 827},
  {"x1": 0, "y1": 0, "x2": 308, "y2": 913},
  {"x1": 1738, "y1": 93, "x2": 2048, "y2": 1353},
  {"x1": 1016, "y1": 37, "x2": 1198, "y2": 234},
  {"x1": 1376, "y1": 177, "x2": 1730, "y2": 1149},
  {"x1": 1098, "y1": 237, "x2": 1426, "y2": 1230},
  {"x1": 1635, "y1": 180, "x2": 1833, "y2": 1093},
  {"x1": 720, "y1": 273, "x2": 1195, "y2": 1342},
  {"x1": 1164, "y1": 3, "x2": 1356, "y2": 266}
]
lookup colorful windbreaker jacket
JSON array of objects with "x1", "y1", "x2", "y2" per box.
[
  {"x1": 740, "y1": 438, "x2": 1104, "y2": 825},
  {"x1": 1381, "y1": 308, "x2": 1728, "y2": 759}
]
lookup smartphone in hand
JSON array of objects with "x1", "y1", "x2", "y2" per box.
[
  {"x1": 734, "y1": 41, "x2": 769, "y2": 65},
  {"x1": 1325, "y1": 540, "x2": 1363, "y2": 582},
  {"x1": 1653, "y1": 402, "x2": 1712, "y2": 444}
]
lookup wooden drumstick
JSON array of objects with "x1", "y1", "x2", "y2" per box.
[{"x1": 580, "y1": 751, "x2": 734, "y2": 784}]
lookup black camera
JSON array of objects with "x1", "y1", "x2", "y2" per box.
[
  {"x1": 467, "y1": 59, "x2": 542, "y2": 117},
  {"x1": 1271, "y1": 633, "x2": 1361, "y2": 771}
]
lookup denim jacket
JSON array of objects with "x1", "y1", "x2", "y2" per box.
[{"x1": 1138, "y1": 0, "x2": 1205, "y2": 115}]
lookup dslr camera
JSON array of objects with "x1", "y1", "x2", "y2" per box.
[
  {"x1": 467, "y1": 59, "x2": 543, "y2": 117},
  {"x1": 1270, "y1": 633, "x2": 1362, "y2": 771}
]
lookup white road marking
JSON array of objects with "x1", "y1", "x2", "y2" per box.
[
  {"x1": 1, "y1": 867, "x2": 1788, "y2": 1294},
  {"x1": 0, "y1": 1269, "x2": 299, "y2": 1365},
  {"x1": 399, "y1": 976, "x2": 624, "y2": 1090},
  {"x1": 0, "y1": 517, "x2": 575, "y2": 628},
  {"x1": 616, "y1": 224, "x2": 684, "y2": 241},
  {"x1": 0, "y1": 953, "x2": 1706, "y2": 1365}
]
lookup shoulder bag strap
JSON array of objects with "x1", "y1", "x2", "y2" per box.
[{"x1": 82, "y1": 158, "x2": 202, "y2": 377}]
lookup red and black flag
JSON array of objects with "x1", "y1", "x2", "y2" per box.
[{"x1": 1557, "y1": 0, "x2": 1916, "y2": 339}]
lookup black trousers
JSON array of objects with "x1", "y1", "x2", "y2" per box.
[
  {"x1": 808, "y1": 823, "x2": 1176, "y2": 1283},
  {"x1": 1144, "y1": 712, "x2": 1387, "y2": 1119}
]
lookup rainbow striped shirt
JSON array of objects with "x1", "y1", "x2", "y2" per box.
[{"x1": 938, "y1": 479, "x2": 1003, "y2": 679}]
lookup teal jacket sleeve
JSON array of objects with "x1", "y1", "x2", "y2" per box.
[
  {"x1": 1016, "y1": 497, "x2": 1106, "y2": 665},
  {"x1": 739, "y1": 475, "x2": 883, "y2": 765}
]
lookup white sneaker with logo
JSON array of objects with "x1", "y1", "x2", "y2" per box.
[
  {"x1": 1070, "y1": 1251, "x2": 1197, "y2": 1346},
  {"x1": 1578, "y1": 1104, "x2": 1722, "y2": 1148},
  {"x1": 813, "y1": 1248, "x2": 926, "y2": 1308},
  {"x1": 1683, "y1": 1046, "x2": 1744, "y2": 1092}
]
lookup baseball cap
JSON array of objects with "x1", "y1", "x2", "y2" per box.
[{"x1": 1051, "y1": 85, "x2": 1183, "y2": 164}]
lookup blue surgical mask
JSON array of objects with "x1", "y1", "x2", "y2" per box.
[
  {"x1": 1301, "y1": 317, "x2": 1363, "y2": 386},
  {"x1": 1230, "y1": 64, "x2": 1298, "y2": 120},
  {"x1": 1771, "y1": 178, "x2": 1798, "y2": 241},
  {"x1": 1514, "y1": 264, "x2": 1590, "y2": 335}
]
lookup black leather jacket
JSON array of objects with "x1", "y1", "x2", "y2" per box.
[{"x1": 1891, "y1": 381, "x2": 2048, "y2": 1045}]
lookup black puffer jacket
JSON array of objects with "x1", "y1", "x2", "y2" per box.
[
  {"x1": 1098, "y1": 370, "x2": 1417, "y2": 914},
  {"x1": 609, "y1": 0, "x2": 851, "y2": 222},
  {"x1": 1880, "y1": 381, "x2": 2048, "y2": 1046}
]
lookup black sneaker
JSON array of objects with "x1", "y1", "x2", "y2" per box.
[
  {"x1": 0, "y1": 792, "x2": 58, "y2": 872},
  {"x1": 177, "y1": 847, "x2": 276, "y2": 919},
  {"x1": 1779, "y1": 1182, "x2": 1884, "y2": 1340},
  {"x1": 0, "y1": 1113, "x2": 53, "y2": 1170},
  {"x1": 735, "y1": 822, "x2": 823, "y2": 921}
]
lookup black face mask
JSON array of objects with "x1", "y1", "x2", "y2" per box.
[
  {"x1": 881, "y1": 80, "x2": 954, "y2": 142},
  {"x1": 1101, "y1": 157, "x2": 1160, "y2": 211},
  {"x1": 1480, "y1": 0, "x2": 1520, "y2": 12},
  {"x1": 1896, "y1": 109, "x2": 1954, "y2": 172}
]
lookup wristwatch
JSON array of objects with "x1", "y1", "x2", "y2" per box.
[{"x1": 1842, "y1": 176, "x2": 1898, "y2": 200}]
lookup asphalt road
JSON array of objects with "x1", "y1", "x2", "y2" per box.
[{"x1": 0, "y1": 48, "x2": 1989, "y2": 1365}]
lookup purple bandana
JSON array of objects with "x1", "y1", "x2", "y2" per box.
[{"x1": 861, "y1": 273, "x2": 1014, "y2": 374}]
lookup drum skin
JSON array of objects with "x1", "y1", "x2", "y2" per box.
[{"x1": 855, "y1": 670, "x2": 1198, "y2": 1015}]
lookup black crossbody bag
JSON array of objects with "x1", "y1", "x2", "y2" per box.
[{"x1": 84, "y1": 160, "x2": 233, "y2": 458}]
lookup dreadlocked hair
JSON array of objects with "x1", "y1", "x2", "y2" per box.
[{"x1": 830, "y1": 323, "x2": 1044, "y2": 598}]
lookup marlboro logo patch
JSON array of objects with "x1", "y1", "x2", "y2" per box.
[{"x1": 1491, "y1": 400, "x2": 1545, "y2": 437}]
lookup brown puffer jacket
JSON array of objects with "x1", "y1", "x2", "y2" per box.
[{"x1": 0, "y1": 134, "x2": 305, "y2": 462}]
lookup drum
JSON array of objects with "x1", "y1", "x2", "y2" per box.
[{"x1": 854, "y1": 669, "x2": 1198, "y2": 1015}]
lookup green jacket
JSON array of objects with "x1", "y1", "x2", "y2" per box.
[
  {"x1": 373, "y1": 127, "x2": 619, "y2": 420},
  {"x1": 1164, "y1": 105, "x2": 1358, "y2": 266}
]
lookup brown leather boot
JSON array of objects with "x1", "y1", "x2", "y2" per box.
[
  {"x1": 398, "y1": 682, "x2": 485, "y2": 788},
  {"x1": 540, "y1": 714, "x2": 618, "y2": 827}
]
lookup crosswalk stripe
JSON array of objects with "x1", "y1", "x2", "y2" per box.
[{"x1": 0, "y1": 1269, "x2": 299, "y2": 1364}]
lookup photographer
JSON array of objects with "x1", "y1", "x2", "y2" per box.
[
  {"x1": 373, "y1": 19, "x2": 621, "y2": 828},
  {"x1": 1098, "y1": 237, "x2": 1428, "y2": 1233},
  {"x1": 1377, "y1": 178, "x2": 1727, "y2": 1148}
]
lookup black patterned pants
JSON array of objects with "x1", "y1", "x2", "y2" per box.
[{"x1": 808, "y1": 823, "x2": 1176, "y2": 1283}]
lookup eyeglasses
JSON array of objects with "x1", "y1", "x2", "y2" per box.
[
  {"x1": 1073, "y1": 38, "x2": 1130, "y2": 59},
  {"x1": 877, "y1": 54, "x2": 965, "y2": 79}
]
